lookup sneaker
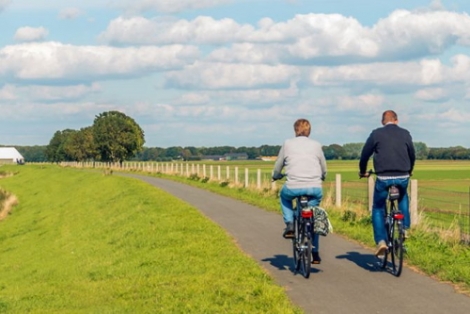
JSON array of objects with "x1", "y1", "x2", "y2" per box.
[
  {"x1": 375, "y1": 240, "x2": 387, "y2": 257},
  {"x1": 283, "y1": 222, "x2": 294, "y2": 239},
  {"x1": 312, "y1": 252, "x2": 321, "y2": 264}
]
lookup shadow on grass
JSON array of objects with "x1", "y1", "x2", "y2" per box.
[
  {"x1": 262, "y1": 254, "x2": 322, "y2": 274},
  {"x1": 336, "y1": 251, "x2": 383, "y2": 272}
]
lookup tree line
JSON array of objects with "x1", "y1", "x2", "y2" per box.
[{"x1": 3, "y1": 111, "x2": 470, "y2": 162}]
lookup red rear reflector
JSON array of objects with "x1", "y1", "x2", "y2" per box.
[
  {"x1": 301, "y1": 210, "x2": 313, "y2": 218},
  {"x1": 393, "y1": 213, "x2": 404, "y2": 220}
]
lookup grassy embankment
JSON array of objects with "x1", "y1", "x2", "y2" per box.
[{"x1": 0, "y1": 165, "x2": 301, "y2": 313}]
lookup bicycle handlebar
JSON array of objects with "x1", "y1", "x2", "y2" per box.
[{"x1": 358, "y1": 169, "x2": 374, "y2": 179}]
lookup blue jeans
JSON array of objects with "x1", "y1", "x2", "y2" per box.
[
  {"x1": 280, "y1": 185, "x2": 323, "y2": 252},
  {"x1": 372, "y1": 177, "x2": 411, "y2": 244}
]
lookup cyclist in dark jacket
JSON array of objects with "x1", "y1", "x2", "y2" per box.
[{"x1": 359, "y1": 110, "x2": 415, "y2": 256}]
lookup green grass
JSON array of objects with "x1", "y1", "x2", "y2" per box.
[{"x1": 0, "y1": 165, "x2": 301, "y2": 313}]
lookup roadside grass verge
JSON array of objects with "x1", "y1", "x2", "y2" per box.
[
  {"x1": 0, "y1": 165, "x2": 301, "y2": 313},
  {"x1": 147, "y1": 170, "x2": 470, "y2": 295}
]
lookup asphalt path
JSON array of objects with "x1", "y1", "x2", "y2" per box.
[{"x1": 123, "y1": 173, "x2": 470, "y2": 314}]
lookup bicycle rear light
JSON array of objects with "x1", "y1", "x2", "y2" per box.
[
  {"x1": 393, "y1": 212, "x2": 404, "y2": 220},
  {"x1": 301, "y1": 209, "x2": 313, "y2": 218}
]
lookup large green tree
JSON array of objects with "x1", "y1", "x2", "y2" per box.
[
  {"x1": 64, "y1": 126, "x2": 99, "y2": 162},
  {"x1": 92, "y1": 111, "x2": 145, "y2": 163}
]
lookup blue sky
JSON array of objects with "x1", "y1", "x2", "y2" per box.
[{"x1": 2, "y1": 0, "x2": 470, "y2": 148}]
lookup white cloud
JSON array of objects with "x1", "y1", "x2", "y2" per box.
[
  {"x1": 164, "y1": 61, "x2": 299, "y2": 89},
  {"x1": 0, "y1": 83, "x2": 102, "y2": 103},
  {"x1": 0, "y1": 0, "x2": 11, "y2": 12},
  {"x1": 99, "y1": 16, "x2": 254, "y2": 45},
  {"x1": 0, "y1": 42, "x2": 200, "y2": 81},
  {"x1": 335, "y1": 94, "x2": 385, "y2": 111},
  {"x1": 14, "y1": 26, "x2": 49, "y2": 42},
  {"x1": 59, "y1": 7, "x2": 83, "y2": 20},
  {"x1": 100, "y1": 10, "x2": 470, "y2": 65},
  {"x1": 0, "y1": 84, "x2": 16, "y2": 100},
  {"x1": 119, "y1": 0, "x2": 232, "y2": 14},
  {"x1": 414, "y1": 87, "x2": 448, "y2": 101}
]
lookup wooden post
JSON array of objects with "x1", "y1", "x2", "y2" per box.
[
  {"x1": 410, "y1": 179, "x2": 419, "y2": 226},
  {"x1": 218, "y1": 166, "x2": 221, "y2": 181},
  {"x1": 368, "y1": 175, "x2": 375, "y2": 212},
  {"x1": 245, "y1": 168, "x2": 249, "y2": 187},
  {"x1": 257, "y1": 169, "x2": 261, "y2": 189},
  {"x1": 235, "y1": 167, "x2": 239, "y2": 185},
  {"x1": 336, "y1": 174, "x2": 342, "y2": 207}
]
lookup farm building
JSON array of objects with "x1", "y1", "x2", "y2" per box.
[{"x1": 0, "y1": 147, "x2": 25, "y2": 164}]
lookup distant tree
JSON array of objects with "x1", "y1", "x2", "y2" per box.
[
  {"x1": 17, "y1": 145, "x2": 47, "y2": 162},
  {"x1": 342, "y1": 143, "x2": 363, "y2": 160},
  {"x1": 64, "y1": 126, "x2": 99, "y2": 161},
  {"x1": 236, "y1": 146, "x2": 260, "y2": 159},
  {"x1": 45, "y1": 129, "x2": 77, "y2": 162},
  {"x1": 92, "y1": 111, "x2": 145, "y2": 163},
  {"x1": 413, "y1": 142, "x2": 429, "y2": 160},
  {"x1": 323, "y1": 144, "x2": 344, "y2": 160},
  {"x1": 164, "y1": 146, "x2": 183, "y2": 159},
  {"x1": 259, "y1": 145, "x2": 281, "y2": 156}
]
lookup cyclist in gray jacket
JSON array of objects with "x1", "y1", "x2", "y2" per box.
[{"x1": 272, "y1": 118, "x2": 327, "y2": 264}]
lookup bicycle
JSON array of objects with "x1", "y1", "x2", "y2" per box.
[
  {"x1": 292, "y1": 195, "x2": 315, "y2": 278},
  {"x1": 272, "y1": 174, "x2": 315, "y2": 279},
  {"x1": 360, "y1": 170, "x2": 405, "y2": 277}
]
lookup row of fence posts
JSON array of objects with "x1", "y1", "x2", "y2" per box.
[{"x1": 65, "y1": 161, "x2": 420, "y2": 226}]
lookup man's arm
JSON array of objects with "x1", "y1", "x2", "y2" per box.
[
  {"x1": 359, "y1": 132, "x2": 374, "y2": 174},
  {"x1": 408, "y1": 133, "x2": 416, "y2": 175},
  {"x1": 272, "y1": 145, "x2": 285, "y2": 180}
]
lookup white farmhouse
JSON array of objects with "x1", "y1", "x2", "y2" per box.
[{"x1": 0, "y1": 147, "x2": 25, "y2": 164}]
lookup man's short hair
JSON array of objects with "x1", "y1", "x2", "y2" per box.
[
  {"x1": 294, "y1": 118, "x2": 311, "y2": 137},
  {"x1": 382, "y1": 110, "x2": 398, "y2": 125}
]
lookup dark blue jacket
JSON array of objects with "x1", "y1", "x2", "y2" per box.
[{"x1": 359, "y1": 124, "x2": 415, "y2": 176}]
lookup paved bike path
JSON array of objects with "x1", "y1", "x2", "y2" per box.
[{"x1": 124, "y1": 174, "x2": 470, "y2": 314}]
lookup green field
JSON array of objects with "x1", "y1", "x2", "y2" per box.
[{"x1": 0, "y1": 165, "x2": 300, "y2": 313}]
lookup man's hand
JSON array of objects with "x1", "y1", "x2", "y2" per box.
[
  {"x1": 272, "y1": 172, "x2": 285, "y2": 181},
  {"x1": 358, "y1": 172, "x2": 370, "y2": 178}
]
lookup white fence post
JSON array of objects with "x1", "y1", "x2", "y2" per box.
[
  {"x1": 335, "y1": 174, "x2": 342, "y2": 207},
  {"x1": 235, "y1": 167, "x2": 239, "y2": 185},
  {"x1": 245, "y1": 168, "x2": 249, "y2": 187},
  {"x1": 368, "y1": 176, "x2": 374, "y2": 212},
  {"x1": 257, "y1": 169, "x2": 261, "y2": 189},
  {"x1": 410, "y1": 179, "x2": 419, "y2": 226}
]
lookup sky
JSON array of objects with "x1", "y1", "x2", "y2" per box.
[{"x1": 2, "y1": 0, "x2": 470, "y2": 149}]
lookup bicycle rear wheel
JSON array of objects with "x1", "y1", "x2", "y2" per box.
[
  {"x1": 292, "y1": 219, "x2": 301, "y2": 272},
  {"x1": 390, "y1": 218, "x2": 404, "y2": 277},
  {"x1": 299, "y1": 224, "x2": 312, "y2": 278},
  {"x1": 378, "y1": 221, "x2": 390, "y2": 269}
]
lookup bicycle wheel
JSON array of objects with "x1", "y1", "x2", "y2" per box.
[
  {"x1": 378, "y1": 219, "x2": 390, "y2": 269},
  {"x1": 299, "y1": 222, "x2": 312, "y2": 278},
  {"x1": 292, "y1": 218, "x2": 301, "y2": 272},
  {"x1": 390, "y1": 218, "x2": 404, "y2": 277}
]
